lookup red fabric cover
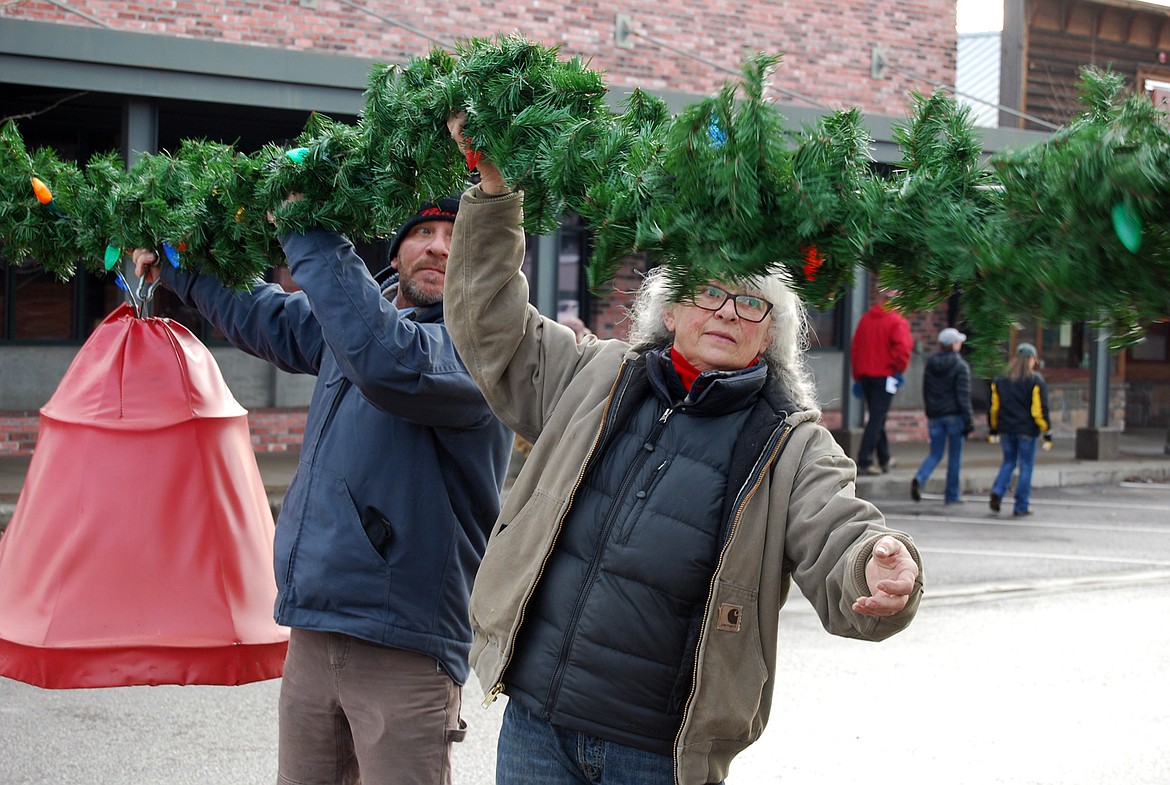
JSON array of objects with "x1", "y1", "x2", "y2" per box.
[{"x1": 0, "y1": 305, "x2": 288, "y2": 688}]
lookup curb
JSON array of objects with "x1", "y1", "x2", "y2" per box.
[
  {"x1": 855, "y1": 460, "x2": 1170, "y2": 499},
  {"x1": 6, "y1": 464, "x2": 1170, "y2": 537}
]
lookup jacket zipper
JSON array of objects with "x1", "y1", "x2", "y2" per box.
[
  {"x1": 670, "y1": 419, "x2": 794, "y2": 784},
  {"x1": 543, "y1": 401, "x2": 680, "y2": 717},
  {"x1": 482, "y1": 359, "x2": 634, "y2": 707}
]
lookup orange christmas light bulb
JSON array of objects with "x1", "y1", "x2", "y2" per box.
[{"x1": 31, "y1": 177, "x2": 53, "y2": 205}]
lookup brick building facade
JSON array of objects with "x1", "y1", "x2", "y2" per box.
[{"x1": 4, "y1": 0, "x2": 956, "y2": 107}]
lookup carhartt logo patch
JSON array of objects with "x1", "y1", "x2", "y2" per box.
[{"x1": 717, "y1": 603, "x2": 743, "y2": 632}]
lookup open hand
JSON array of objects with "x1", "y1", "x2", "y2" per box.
[{"x1": 852, "y1": 535, "x2": 918, "y2": 618}]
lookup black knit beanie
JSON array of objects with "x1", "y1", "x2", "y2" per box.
[{"x1": 386, "y1": 197, "x2": 460, "y2": 264}]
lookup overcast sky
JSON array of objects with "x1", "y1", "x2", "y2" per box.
[
  {"x1": 957, "y1": 0, "x2": 1170, "y2": 33},
  {"x1": 956, "y1": 0, "x2": 1003, "y2": 33}
]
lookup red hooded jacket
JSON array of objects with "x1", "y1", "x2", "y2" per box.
[{"x1": 851, "y1": 304, "x2": 912, "y2": 380}]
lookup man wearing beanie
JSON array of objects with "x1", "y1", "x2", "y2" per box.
[
  {"x1": 132, "y1": 197, "x2": 510, "y2": 785},
  {"x1": 911, "y1": 327, "x2": 974, "y2": 504}
]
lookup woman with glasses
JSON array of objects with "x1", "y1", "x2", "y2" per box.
[{"x1": 443, "y1": 121, "x2": 924, "y2": 785}]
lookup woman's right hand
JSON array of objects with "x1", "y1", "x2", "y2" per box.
[{"x1": 447, "y1": 112, "x2": 510, "y2": 196}]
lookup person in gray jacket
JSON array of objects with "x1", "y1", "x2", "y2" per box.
[
  {"x1": 911, "y1": 326, "x2": 975, "y2": 504},
  {"x1": 132, "y1": 198, "x2": 511, "y2": 785},
  {"x1": 444, "y1": 120, "x2": 923, "y2": 785}
]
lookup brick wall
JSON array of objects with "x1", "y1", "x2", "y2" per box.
[
  {"x1": 0, "y1": 414, "x2": 40, "y2": 456},
  {"x1": 0, "y1": 409, "x2": 309, "y2": 457},
  {"x1": 8, "y1": 1, "x2": 956, "y2": 117},
  {"x1": 886, "y1": 407, "x2": 930, "y2": 442},
  {"x1": 246, "y1": 408, "x2": 310, "y2": 453},
  {"x1": 588, "y1": 257, "x2": 647, "y2": 340}
]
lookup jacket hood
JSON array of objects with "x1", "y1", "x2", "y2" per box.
[{"x1": 926, "y1": 349, "x2": 965, "y2": 373}]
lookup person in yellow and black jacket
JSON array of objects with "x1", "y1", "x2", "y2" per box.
[{"x1": 988, "y1": 342, "x2": 1051, "y2": 516}]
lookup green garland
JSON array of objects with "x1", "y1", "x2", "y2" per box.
[
  {"x1": 857, "y1": 91, "x2": 1005, "y2": 367},
  {"x1": 988, "y1": 67, "x2": 1170, "y2": 354},
  {"x1": 2, "y1": 39, "x2": 1170, "y2": 372}
]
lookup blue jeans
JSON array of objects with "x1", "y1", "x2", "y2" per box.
[
  {"x1": 991, "y1": 433, "x2": 1038, "y2": 514},
  {"x1": 496, "y1": 700, "x2": 722, "y2": 785},
  {"x1": 914, "y1": 414, "x2": 967, "y2": 503}
]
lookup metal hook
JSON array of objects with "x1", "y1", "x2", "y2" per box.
[
  {"x1": 136, "y1": 274, "x2": 159, "y2": 318},
  {"x1": 115, "y1": 270, "x2": 142, "y2": 317}
]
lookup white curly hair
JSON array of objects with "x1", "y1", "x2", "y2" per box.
[{"x1": 626, "y1": 266, "x2": 818, "y2": 411}]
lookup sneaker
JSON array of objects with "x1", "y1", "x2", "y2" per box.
[
  {"x1": 945, "y1": 498, "x2": 965, "y2": 505},
  {"x1": 1013, "y1": 509, "x2": 1032, "y2": 517},
  {"x1": 989, "y1": 492, "x2": 1001, "y2": 512},
  {"x1": 882, "y1": 457, "x2": 898, "y2": 473},
  {"x1": 910, "y1": 478, "x2": 921, "y2": 502},
  {"x1": 860, "y1": 465, "x2": 882, "y2": 476}
]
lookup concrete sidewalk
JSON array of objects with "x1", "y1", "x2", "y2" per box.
[
  {"x1": 855, "y1": 426, "x2": 1170, "y2": 501},
  {"x1": 2, "y1": 429, "x2": 1168, "y2": 531}
]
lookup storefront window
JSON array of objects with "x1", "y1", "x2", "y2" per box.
[
  {"x1": 1128, "y1": 321, "x2": 1170, "y2": 363},
  {"x1": 0, "y1": 262, "x2": 121, "y2": 342},
  {"x1": 521, "y1": 215, "x2": 595, "y2": 333}
]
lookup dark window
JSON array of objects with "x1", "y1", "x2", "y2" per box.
[
  {"x1": 806, "y1": 305, "x2": 839, "y2": 350},
  {"x1": 520, "y1": 214, "x2": 595, "y2": 333},
  {"x1": 1128, "y1": 321, "x2": 1170, "y2": 363}
]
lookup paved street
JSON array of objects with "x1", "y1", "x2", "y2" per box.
[
  {"x1": 732, "y1": 480, "x2": 1170, "y2": 785},
  {"x1": 2, "y1": 482, "x2": 1168, "y2": 784}
]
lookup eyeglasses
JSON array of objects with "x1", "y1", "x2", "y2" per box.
[{"x1": 689, "y1": 284, "x2": 774, "y2": 322}]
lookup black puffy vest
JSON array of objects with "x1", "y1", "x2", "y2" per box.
[{"x1": 504, "y1": 349, "x2": 770, "y2": 754}]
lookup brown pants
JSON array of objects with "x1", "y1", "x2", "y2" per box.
[{"x1": 276, "y1": 629, "x2": 464, "y2": 785}]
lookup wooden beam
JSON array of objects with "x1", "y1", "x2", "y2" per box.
[
  {"x1": 1029, "y1": 0, "x2": 1043, "y2": 27},
  {"x1": 1003, "y1": 0, "x2": 1030, "y2": 128}
]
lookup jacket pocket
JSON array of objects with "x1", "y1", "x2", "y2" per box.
[
  {"x1": 688, "y1": 582, "x2": 769, "y2": 744},
  {"x1": 286, "y1": 466, "x2": 391, "y2": 611},
  {"x1": 361, "y1": 505, "x2": 394, "y2": 560}
]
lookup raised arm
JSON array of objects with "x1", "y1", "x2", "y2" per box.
[
  {"x1": 278, "y1": 228, "x2": 494, "y2": 429},
  {"x1": 443, "y1": 116, "x2": 600, "y2": 439},
  {"x1": 132, "y1": 247, "x2": 324, "y2": 375}
]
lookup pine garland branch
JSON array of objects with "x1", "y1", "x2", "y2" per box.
[
  {"x1": 982, "y1": 65, "x2": 1170, "y2": 369},
  {"x1": 0, "y1": 36, "x2": 615, "y2": 284},
  {"x1": 4, "y1": 43, "x2": 1170, "y2": 376},
  {"x1": 583, "y1": 54, "x2": 872, "y2": 309}
]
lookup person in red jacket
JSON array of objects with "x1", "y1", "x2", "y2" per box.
[{"x1": 850, "y1": 290, "x2": 913, "y2": 475}]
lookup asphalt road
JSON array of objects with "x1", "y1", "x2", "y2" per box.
[{"x1": 2, "y1": 482, "x2": 1168, "y2": 785}]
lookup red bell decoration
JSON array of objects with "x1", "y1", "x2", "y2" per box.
[{"x1": 0, "y1": 304, "x2": 288, "y2": 688}]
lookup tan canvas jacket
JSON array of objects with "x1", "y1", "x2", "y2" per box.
[{"x1": 446, "y1": 186, "x2": 924, "y2": 785}]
